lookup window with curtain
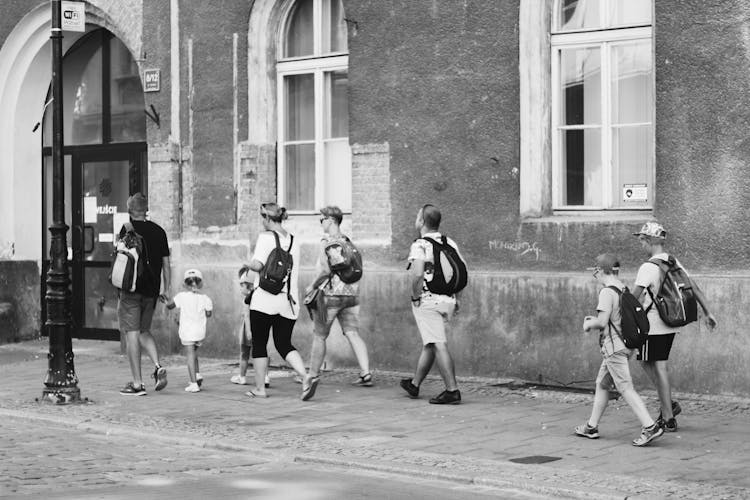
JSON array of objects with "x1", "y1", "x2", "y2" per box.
[
  {"x1": 552, "y1": 0, "x2": 653, "y2": 209},
  {"x1": 277, "y1": 0, "x2": 350, "y2": 212}
]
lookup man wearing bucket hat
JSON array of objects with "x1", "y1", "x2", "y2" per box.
[
  {"x1": 117, "y1": 193, "x2": 172, "y2": 396},
  {"x1": 632, "y1": 221, "x2": 717, "y2": 431}
]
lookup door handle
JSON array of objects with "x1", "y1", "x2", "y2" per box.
[{"x1": 83, "y1": 225, "x2": 95, "y2": 253}]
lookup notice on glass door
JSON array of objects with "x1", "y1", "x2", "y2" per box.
[
  {"x1": 84, "y1": 196, "x2": 98, "y2": 223},
  {"x1": 113, "y1": 212, "x2": 130, "y2": 237}
]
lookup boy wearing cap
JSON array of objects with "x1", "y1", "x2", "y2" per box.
[
  {"x1": 632, "y1": 222, "x2": 717, "y2": 431},
  {"x1": 576, "y1": 254, "x2": 664, "y2": 447},
  {"x1": 164, "y1": 269, "x2": 213, "y2": 392},
  {"x1": 117, "y1": 193, "x2": 171, "y2": 396}
]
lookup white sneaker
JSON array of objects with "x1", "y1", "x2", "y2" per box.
[
  {"x1": 231, "y1": 375, "x2": 247, "y2": 385},
  {"x1": 185, "y1": 382, "x2": 200, "y2": 393}
]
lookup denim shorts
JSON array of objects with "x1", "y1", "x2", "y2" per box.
[
  {"x1": 596, "y1": 349, "x2": 635, "y2": 392},
  {"x1": 117, "y1": 291, "x2": 157, "y2": 334},
  {"x1": 313, "y1": 296, "x2": 360, "y2": 339}
]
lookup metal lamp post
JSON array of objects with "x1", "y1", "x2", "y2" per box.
[{"x1": 43, "y1": 0, "x2": 80, "y2": 404}]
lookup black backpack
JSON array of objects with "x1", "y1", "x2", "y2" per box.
[
  {"x1": 646, "y1": 256, "x2": 698, "y2": 327},
  {"x1": 607, "y1": 286, "x2": 650, "y2": 349},
  {"x1": 421, "y1": 236, "x2": 468, "y2": 296},
  {"x1": 324, "y1": 235, "x2": 363, "y2": 284},
  {"x1": 258, "y1": 232, "x2": 295, "y2": 306}
]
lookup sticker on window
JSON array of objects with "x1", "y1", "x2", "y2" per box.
[{"x1": 623, "y1": 184, "x2": 647, "y2": 202}]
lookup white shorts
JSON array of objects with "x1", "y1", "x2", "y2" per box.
[{"x1": 411, "y1": 300, "x2": 455, "y2": 345}]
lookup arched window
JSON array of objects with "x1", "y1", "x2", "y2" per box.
[
  {"x1": 277, "y1": 0, "x2": 349, "y2": 212},
  {"x1": 42, "y1": 29, "x2": 146, "y2": 146},
  {"x1": 551, "y1": 0, "x2": 653, "y2": 209}
]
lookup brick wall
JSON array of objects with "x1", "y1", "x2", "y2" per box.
[{"x1": 352, "y1": 142, "x2": 392, "y2": 244}]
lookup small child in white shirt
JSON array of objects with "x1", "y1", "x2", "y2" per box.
[{"x1": 164, "y1": 269, "x2": 213, "y2": 392}]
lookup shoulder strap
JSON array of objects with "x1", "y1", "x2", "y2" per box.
[
  {"x1": 605, "y1": 286, "x2": 624, "y2": 343},
  {"x1": 286, "y1": 234, "x2": 294, "y2": 252},
  {"x1": 270, "y1": 230, "x2": 281, "y2": 250}
]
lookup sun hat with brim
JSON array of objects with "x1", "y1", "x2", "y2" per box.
[
  {"x1": 184, "y1": 269, "x2": 203, "y2": 282},
  {"x1": 633, "y1": 221, "x2": 666, "y2": 239},
  {"x1": 586, "y1": 253, "x2": 620, "y2": 274}
]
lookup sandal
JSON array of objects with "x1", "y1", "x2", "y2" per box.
[
  {"x1": 245, "y1": 389, "x2": 268, "y2": 398},
  {"x1": 301, "y1": 376, "x2": 320, "y2": 401}
]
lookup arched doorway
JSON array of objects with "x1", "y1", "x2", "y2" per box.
[{"x1": 41, "y1": 28, "x2": 147, "y2": 340}]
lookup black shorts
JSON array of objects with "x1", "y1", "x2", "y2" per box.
[{"x1": 637, "y1": 333, "x2": 676, "y2": 362}]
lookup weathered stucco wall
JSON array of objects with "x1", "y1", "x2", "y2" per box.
[
  {"x1": 653, "y1": 0, "x2": 750, "y2": 271},
  {"x1": 0, "y1": 261, "x2": 40, "y2": 343},
  {"x1": 346, "y1": 0, "x2": 521, "y2": 265}
]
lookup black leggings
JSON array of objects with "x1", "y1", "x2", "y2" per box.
[{"x1": 249, "y1": 310, "x2": 297, "y2": 359}]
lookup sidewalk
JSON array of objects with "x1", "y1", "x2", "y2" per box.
[{"x1": 1, "y1": 338, "x2": 749, "y2": 499}]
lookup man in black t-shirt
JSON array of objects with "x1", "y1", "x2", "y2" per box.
[{"x1": 117, "y1": 193, "x2": 171, "y2": 396}]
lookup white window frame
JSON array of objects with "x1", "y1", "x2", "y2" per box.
[
  {"x1": 547, "y1": 2, "x2": 654, "y2": 212},
  {"x1": 276, "y1": 0, "x2": 350, "y2": 213}
]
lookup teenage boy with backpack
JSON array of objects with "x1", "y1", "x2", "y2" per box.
[
  {"x1": 632, "y1": 222, "x2": 717, "y2": 431},
  {"x1": 400, "y1": 204, "x2": 467, "y2": 405},
  {"x1": 301, "y1": 206, "x2": 371, "y2": 401},
  {"x1": 575, "y1": 253, "x2": 664, "y2": 447}
]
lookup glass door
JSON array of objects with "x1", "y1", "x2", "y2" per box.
[{"x1": 43, "y1": 145, "x2": 146, "y2": 340}]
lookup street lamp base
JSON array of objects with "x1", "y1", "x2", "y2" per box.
[{"x1": 41, "y1": 387, "x2": 82, "y2": 405}]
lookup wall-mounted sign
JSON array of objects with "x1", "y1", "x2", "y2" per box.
[
  {"x1": 143, "y1": 69, "x2": 160, "y2": 92},
  {"x1": 623, "y1": 183, "x2": 648, "y2": 202},
  {"x1": 61, "y1": 1, "x2": 85, "y2": 32}
]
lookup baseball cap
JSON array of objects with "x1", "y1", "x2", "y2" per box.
[
  {"x1": 586, "y1": 253, "x2": 620, "y2": 274},
  {"x1": 633, "y1": 221, "x2": 666, "y2": 239},
  {"x1": 184, "y1": 269, "x2": 203, "y2": 282},
  {"x1": 127, "y1": 193, "x2": 148, "y2": 213}
]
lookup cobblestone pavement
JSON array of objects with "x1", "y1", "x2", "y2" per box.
[{"x1": 2, "y1": 339, "x2": 750, "y2": 499}]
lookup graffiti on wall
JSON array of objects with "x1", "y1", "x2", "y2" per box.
[{"x1": 488, "y1": 239, "x2": 542, "y2": 260}]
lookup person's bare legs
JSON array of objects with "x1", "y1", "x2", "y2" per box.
[
  {"x1": 308, "y1": 335, "x2": 327, "y2": 379},
  {"x1": 185, "y1": 344, "x2": 197, "y2": 383},
  {"x1": 285, "y1": 350, "x2": 308, "y2": 379},
  {"x1": 251, "y1": 357, "x2": 268, "y2": 396},
  {"x1": 412, "y1": 344, "x2": 435, "y2": 386},
  {"x1": 344, "y1": 330, "x2": 370, "y2": 375},
  {"x1": 433, "y1": 342, "x2": 458, "y2": 391},
  {"x1": 642, "y1": 360, "x2": 674, "y2": 419},
  {"x1": 587, "y1": 383, "x2": 610, "y2": 427},
  {"x1": 621, "y1": 388, "x2": 657, "y2": 427},
  {"x1": 138, "y1": 330, "x2": 161, "y2": 370},
  {"x1": 125, "y1": 330, "x2": 142, "y2": 386}
]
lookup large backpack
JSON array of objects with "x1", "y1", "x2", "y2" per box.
[
  {"x1": 607, "y1": 286, "x2": 650, "y2": 349},
  {"x1": 110, "y1": 222, "x2": 146, "y2": 292},
  {"x1": 324, "y1": 235, "x2": 363, "y2": 284},
  {"x1": 258, "y1": 231, "x2": 295, "y2": 304},
  {"x1": 421, "y1": 235, "x2": 468, "y2": 296},
  {"x1": 646, "y1": 255, "x2": 698, "y2": 327}
]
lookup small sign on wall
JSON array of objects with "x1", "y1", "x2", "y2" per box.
[
  {"x1": 143, "y1": 69, "x2": 160, "y2": 92},
  {"x1": 61, "y1": 1, "x2": 85, "y2": 32},
  {"x1": 623, "y1": 183, "x2": 648, "y2": 202}
]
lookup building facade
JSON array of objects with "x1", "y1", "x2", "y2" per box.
[{"x1": 1, "y1": 0, "x2": 748, "y2": 396}]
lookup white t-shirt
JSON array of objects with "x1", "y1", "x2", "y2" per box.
[
  {"x1": 407, "y1": 232, "x2": 464, "y2": 305},
  {"x1": 173, "y1": 291, "x2": 213, "y2": 342},
  {"x1": 250, "y1": 230, "x2": 300, "y2": 320},
  {"x1": 634, "y1": 252, "x2": 685, "y2": 335}
]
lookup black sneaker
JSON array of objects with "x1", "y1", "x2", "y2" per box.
[
  {"x1": 119, "y1": 382, "x2": 146, "y2": 396},
  {"x1": 429, "y1": 389, "x2": 461, "y2": 405},
  {"x1": 657, "y1": 416, "x2": 678, "y2": 432},
  {"x1": 153, "y1": 366, "x2": 168, "y2": 391},
  {"x1": 658, "y1": 400, "x2": 682, "y2": 420},
  {"x1": 399, "y1": 378, "x2": 419, "y2": 398}
]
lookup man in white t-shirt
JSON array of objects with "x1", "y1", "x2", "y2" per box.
[
  {"x1": 400, "y1": 204, "x2": 464, "y2": 405},
  {"x1": 632, "y1": 222, "x2": 717, "y2": 432}
]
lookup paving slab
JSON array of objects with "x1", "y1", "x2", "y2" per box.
[{"x1": 1, "y1": 338, "x2": 750, "y2": 499}]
